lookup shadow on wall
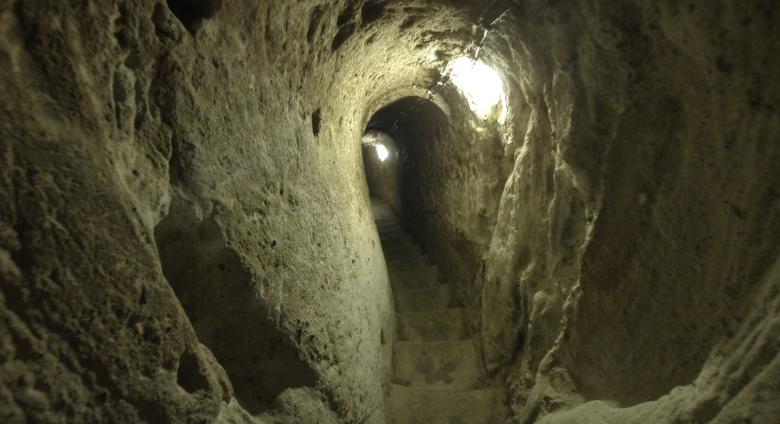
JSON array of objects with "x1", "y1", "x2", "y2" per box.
[
  {"x1": 166, "y1": 0, "x2": 222, "y2": 34},
  {"x1": 154, "y1": 199, "x2": 317, "y2": 413}
]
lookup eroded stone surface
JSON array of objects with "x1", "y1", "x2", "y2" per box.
[{"x1": 1, "y1": 0, "x2": 778, "y2": 423}]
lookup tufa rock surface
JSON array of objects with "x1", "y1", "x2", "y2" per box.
[{"x1": 1, "y1": 0, "x2": 779, "y2": 423}]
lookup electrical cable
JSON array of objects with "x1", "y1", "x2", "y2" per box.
[{"x1": 381, "y1": 1, "x2": 517, "y2": 134}]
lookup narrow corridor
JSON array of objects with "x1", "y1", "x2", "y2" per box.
[
  {"x1": 372, "y1": 200, "x2": 502, "y2": 423},
  {"x1": 4, "y1": 1, "x2": 778, "y2": 422}
]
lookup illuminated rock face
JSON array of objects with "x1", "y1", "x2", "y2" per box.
[{"x1": 1, "y1": 1, "x2": 779, "y2": 424}]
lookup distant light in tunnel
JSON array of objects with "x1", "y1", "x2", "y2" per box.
[
  {"x1": 447, "y1": 57, "x2": 505, "y2": 119},
  {"x1": 375, "y1": 144, "x2": 389, "y2": 161}
]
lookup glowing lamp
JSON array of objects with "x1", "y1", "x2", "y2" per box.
[
  {"x1": 376, "y1": 144, "x2": 389, "y2": 161},
  {"x1": 448, "y1": 57, "x2": 505, "y2": 118}
]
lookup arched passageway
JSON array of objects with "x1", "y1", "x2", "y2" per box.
[{"x1": 360, "y1": 96, "x2": 504, "y2": 421}]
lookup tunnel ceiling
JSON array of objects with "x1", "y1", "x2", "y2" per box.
[{"x1": 365, "y1": 96, "x2": 449, "y2": 141}]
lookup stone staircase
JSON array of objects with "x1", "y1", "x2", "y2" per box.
[{"x1": 372, "y1": 201, "x2": 503, "y2": 424}]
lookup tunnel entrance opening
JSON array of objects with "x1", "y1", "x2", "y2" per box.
[
  {"x1": 361, "y1": 96, "x2": 450, "y2": 240},
  {"x1": 362, "y1": 92, "x2": 507, "y2": 357},
  {"x1": 362, "y1": 130, "x2": 401, "y2": 215},
  {"x1": 362, "y1": 96, "x2": 506, "y2": 422}
]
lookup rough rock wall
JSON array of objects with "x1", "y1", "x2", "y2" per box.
[
  {"x1": 476, "y1": 0, "x2": 780, "y2": 422},
  {"x1": 2, "y1": 0, "x2": 778, "y2": 423},
  {"x1": 0, "y1": 0, "x2": 483, "y2": 422}
]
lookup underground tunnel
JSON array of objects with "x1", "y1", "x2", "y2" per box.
[{"x1": 1, "y1": 1, "x2": 779, "y2": 423}]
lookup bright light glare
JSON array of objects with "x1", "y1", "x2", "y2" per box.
[
  {"x1": 448, "y1": 57, "x2": 505, "y2": 118},
  {"x1": 375, "y1": 144, "x2": 389, "y2": 161}
]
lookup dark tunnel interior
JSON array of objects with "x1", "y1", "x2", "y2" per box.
[{"x1": 362, "y1": 96, "x2": 451, "y2": 235}]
